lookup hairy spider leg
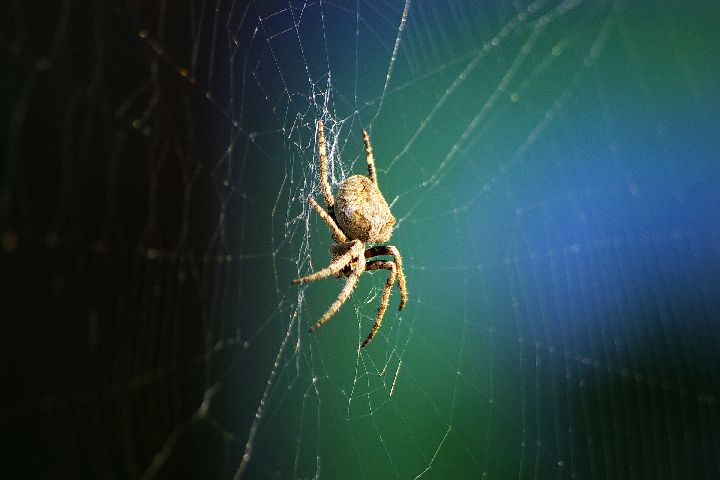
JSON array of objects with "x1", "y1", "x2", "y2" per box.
[
  {"x1": 364, "y1": 245, "x2": 407, "y2": 310},
  {"x1": 317, "y1": 120, "x2": 334, "y2": 211},
  {"x1": 308, "y1": 197, "x2": 346, "y2": 243},
  {"x1": 291, "y1": 240, "x2": 363, "y2": 285},
  {"x1": 361, "y1": 260, "x2": 397, "y2": 347},
  {"x1": 308, "y1": 253, "x2": 366, "y2": 333},
  {"x1": 362, "y1": 129, "x2": 378, "y2": 185}
]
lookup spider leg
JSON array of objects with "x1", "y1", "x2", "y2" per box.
[
  {"x1": 309, "y1": 253, "x2": 365, "y2": 333},
  {"x1": 317, "y1": 120, "x2": 334, "y2": 211},
  {"x1": 308, "y1": 197, "x2": 347, "y2": 243},
  {"x1": 291, "y1": 240, "x2": 363, "y2": 285},
  {"x1": 361, "y1": 128, "x2": 378, "y2": 185},
  {"x1": 364, "y1": 245, "x2": 407, "y2": 310},
  {"x1": 361, "y1": 260, "x2": 397, "y2": 347}
]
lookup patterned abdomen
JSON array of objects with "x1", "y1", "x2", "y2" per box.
[{"x1": 335, "y1": 175, "x2": 396, "y2": 243}]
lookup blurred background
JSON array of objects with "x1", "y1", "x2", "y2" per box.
[{"x1": 3, "y1": 0, "x2": 720, "y2": 478}]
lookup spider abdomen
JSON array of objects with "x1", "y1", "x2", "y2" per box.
[{"x1": 335, "y1": 175, "x2": 395, "y2": 243}]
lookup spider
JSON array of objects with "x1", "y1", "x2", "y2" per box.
[{"x1": 292, "y1": 120, "x2": 408, "y2": 348}]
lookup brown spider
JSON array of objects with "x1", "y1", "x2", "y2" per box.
[{"x1": 292, "y1": 120, "x2": 408, "y2": 348}]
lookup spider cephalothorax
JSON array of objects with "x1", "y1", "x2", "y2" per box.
[{"x1": 291, "y1": 120, "x2": 408, "y2": 348}]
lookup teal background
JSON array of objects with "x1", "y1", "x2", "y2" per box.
[
  {"x1": 242, "y1": 1, "x2": 720, "y2": 478},
  {"x1": 2, "y1": 0, "x2": 719, "y2": 479}
]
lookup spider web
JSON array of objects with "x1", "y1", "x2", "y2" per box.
[{"x1": 4, "y1": 0, "x2": 720, "y2": 478}]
